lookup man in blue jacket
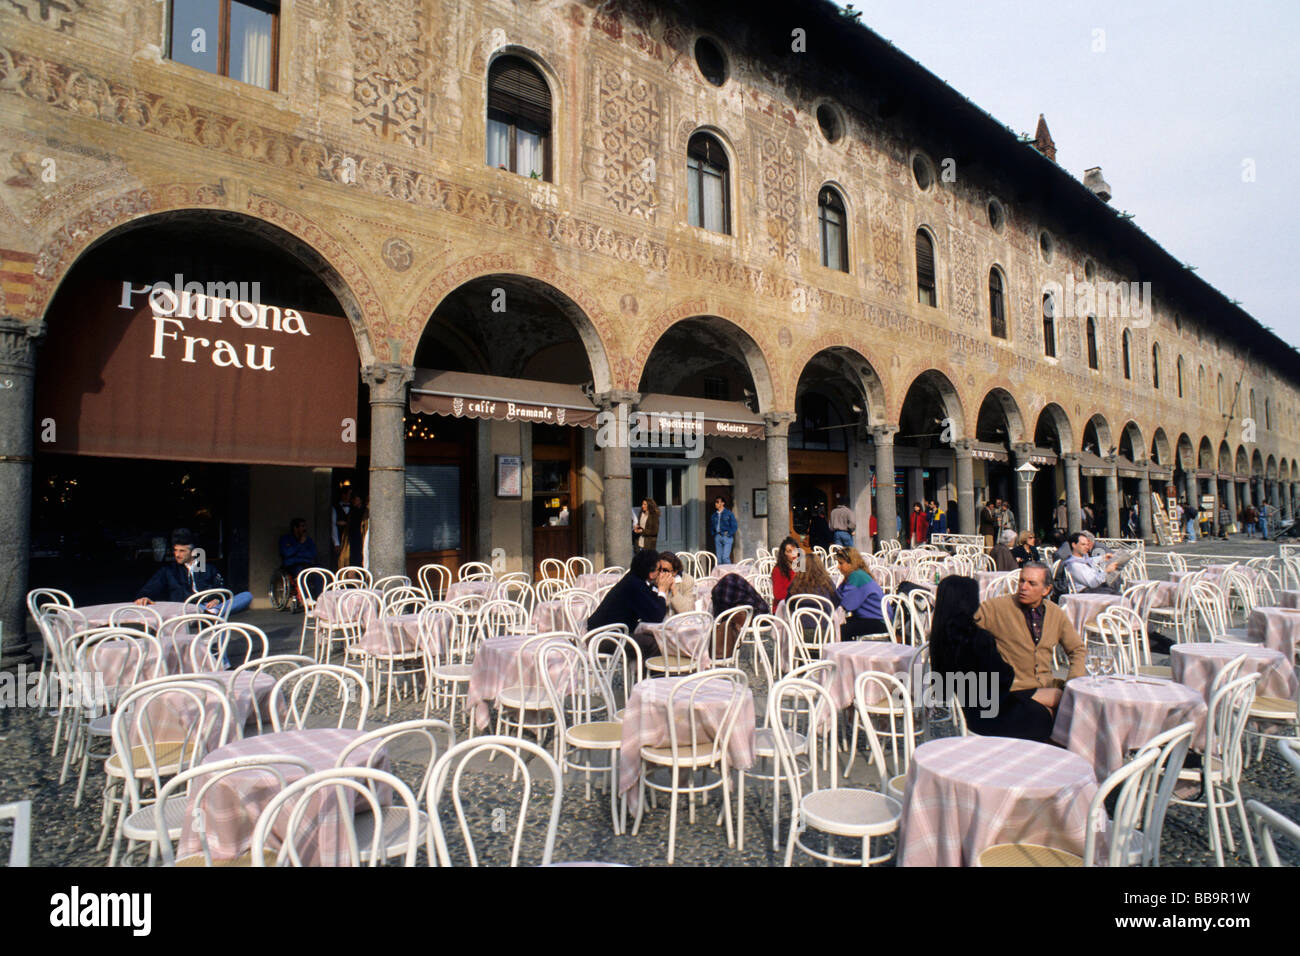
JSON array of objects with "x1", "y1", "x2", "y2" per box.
[
  {"x1": 135, "y1": 530, "x2": 253, "y2": 617},
  {"x1": 711, "y1": 495, "x2": 738, "y2": 563}
]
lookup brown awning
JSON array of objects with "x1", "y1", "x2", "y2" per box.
[
  {"x1": 970, "y1": 441, "x2": 1008, "y2": 463},
  {"x1": 410, "y1": 370, "x2": 600, "y2": 428},
  {"x1": 636, "y1": 393, "x2": 766, "y2": 440},
  {"x1": 1077, "y1": 451, "x2": 1112, "y2": 477},
  {"x1": 1116, "y1": 457, "x2": 1146, "y2": 478}
]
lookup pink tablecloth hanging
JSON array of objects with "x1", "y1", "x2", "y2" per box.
[
  {"x1": 136, "y1": 674, "x2": 277, "y2": 746},
  {"x1": 1171, "y1": 642, "x2": 1296, "y2": 704},
  {"x1": 617, "y1": 675, "x2": 756, "y2": 803},
  {"x1": 898, "y1": 736, "x2": 1100, "y2": 867},
  {"x1": 77, "y1": 601, "x2": 190, "y2": 628},
  {"x1": 465, "y1": 633, "x2": 574, "y2": 730},
  {"x1": 1142, "y1": 580, "x2": 1180, "y2": 610},
  {"x1": 1051, "y1": 676, "x2": 1208, "y2": 779},
  {"x1": 357, "y1": 613, "x2": 430, "y2": 656},
  {"x1": 822, "y1": 642, "x2": 918, "y2": 710},
  {"x1": 975, "y1": 571, "x2": 1014, "y2": 601},
  {"x1": 575, "y1": 572, "x2": 622, "y2": 593},
  {"x1": 636, "y1": 617, "x2": 714, "y2": 670},
  {"x1": 446, "y1": 580, "x2": 497, "y2": 601},
  {"x1": 1276, "y1": 590, "x2": 1300, "y2": 610},
  {"x1": 1247, "y1": 607, "x2": 1300, "y2": 662},
  {"x1": 175, "y1": 728, "x2": 388, "y2": 866},
  {"x1": 313, "y1": 589, "x2": 381, "y2": 627},
  {"x1": 532, "y1": 600, "x2": 571, "y2": 634},
  {"x1": 1058, "y1": 593, "x2": 1124, "y2": 634}
]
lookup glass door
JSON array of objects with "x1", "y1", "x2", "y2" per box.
[{"x1": 633, "y1": 462, "x2": 688, "y2": 553}]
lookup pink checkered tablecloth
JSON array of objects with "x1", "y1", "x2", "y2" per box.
[
  {"x1": 128, "y1": 673, "x2": 280, "y2": 746},
  {"x1": 447, "y1": 580, "x2": 496, "y2": 601},
  {"x1": 975, "y1": 571, "x2": 1014, "y2": 601},
  {"x1": 636, "y1": 617, "x2": 714, "y2": 669},
  {"x1": 357, "y1": 612, "x2": 449, "y2": 656},
  {"x1": 1059, "y1": 593, "x2": 1124, "y2": 633},
  {"x1": 1051, "y1": 676, "x2": 1208, "y2": 779},
  {"x1": 898, "y1": 736, "x2": 1100, "y2": 867},
  {"x1": 465, "y1": 633, "x2": 575, "y2": 730},
  {"x1": 822, "y1": 641, "x2": 917, "y2": 709},
  {"x1": 175, "y1": 728, "x2": 388, "y2": 866},
  {"x1": 618, "y1": 675, "x2": 756, "y2": 806},
  {"x1": 1275, "y1": 590, "x2": 1300, "y2": 610},
  {"x1": 1171, "y1": 642, "x2": 1295, "y2": 704},
  {"x1": 77, "y1": 601, "x2": 190, "y2": 627},
  {"x1": 313, "y1": 589, "x2": 380, "y2": 627},
  {"x1": 1142, "y1": 580, "x2": 1180, "y2": 609},
  {"x1": 1247, "y1": 607, "x2": 1300, "y2": 662},
  {"x1": 532, "y1": 600, "x2": 571, "y2": 634}
]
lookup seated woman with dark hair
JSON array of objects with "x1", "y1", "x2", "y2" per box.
[
  {"x1": 771, "y1": 536, "x2": 802, "y2": 607},
  {"x1": 927, "y1": 575, "x2": 1055, "y2": 742},
  {"x1": 832, "y1": 547, "x2": 888, "y2": 639}
]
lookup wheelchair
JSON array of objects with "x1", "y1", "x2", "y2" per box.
[{"x1": 269, "y1": 566, "x2": 302, "y2": 612}]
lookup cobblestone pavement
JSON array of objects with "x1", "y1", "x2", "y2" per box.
[{"x1": 4, "y1": 536, "x2": 1297, "y2": 866}]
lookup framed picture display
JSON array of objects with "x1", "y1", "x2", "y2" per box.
[
  {"x1": 753, "y1": 487, "x2": 768, "y2": 518},
  {"x1": 496, "y1": 455, "x2": 523, "y2": 498}
]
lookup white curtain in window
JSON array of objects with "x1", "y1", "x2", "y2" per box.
[
  {"x1": 687, "y1": 164, "x2": 702, "y2": 227},
  {"x1": 486, "y1": 119, "x2": 510, "y2": 169},
  {"x1": 703, "y1": 168, "x2": 724, "y2": 232},
  {"x1": 516, "y1": 129, "x2": 543, "y2": 177},
  {"x1": 239, "y1": 16, "x2": 272, "y2": 89}
]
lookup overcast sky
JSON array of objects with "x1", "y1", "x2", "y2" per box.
[{"x1": 843, "y1": 0, "x2": 1299, "y2": 348}]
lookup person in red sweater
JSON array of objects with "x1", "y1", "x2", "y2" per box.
[
  {"x1": 771, "y1": 536, "x2": 802, "y2": 607},
  {"x1": 908, "y1": 502, "x2": 930, "y2": 547}
]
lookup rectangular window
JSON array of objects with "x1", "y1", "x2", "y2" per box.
[
  {"x1": 821, "y1": 210, "x2": 845, "y2": 271},
  {"x1": 170, "y1": 0, "x2": 278, "y2": 90},
  {"x1": 688, "y1": 160, "x2": 728, "y2": 233},
  {"x1": 405, "y1": 465, "x2": 461, "y2": 552},
  {"x1": 703, "y1": 376, "x2": 728, "y2": 402}
]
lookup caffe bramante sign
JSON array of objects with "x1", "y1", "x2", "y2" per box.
[{"x1": 35, "y1": 279, "x2": 359, "y2": 467}]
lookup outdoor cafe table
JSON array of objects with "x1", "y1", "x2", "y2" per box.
[
  {"x1": 1058, "y1": 593, "x2": 1124, "y2": 634},
  {"x1": 575, "y1": 572, "x2": 621, "y2": 592},
  {"x1": 617, "y1": 674, "x2": 756, "y2": 809},
  {"x1": 465, "y1": 633, "x2": 574, "y2": 730},
  {"x1": 635, "y1": 617, "x2": 714, "y2": 669},
  {"x1": 532, "y1": 599, "x2": 571, "y2": 634},
  {"x1": 175, "y1": 728, "x2": 389, "y2": 866},
  {"x1": 822, "y1": 642, "x2": 917, "y2": 709},
  {"x1": 1051, "y1": 675, "x2": 1208, "y2": 779},
  {"x1": 898, "y1": 736, "x2": 1099, "y2": 867},
  {"x1": 446, "y1": 580, "x2": 496, "y2": 601},
  {"x1": 77, "y1": 601, "x2": 190, "y2": 627},
  {"x1": 1171, "y1": 642, "x2": 1296, "y2": 705},
  {"x1": 1276, "y1": 590, "x2": 1300, "y2": 610},
  {"x1": 1243, "y1": 607, "x2": 1300, "y2": 662},
  {"x1": 358, "y1": 612, "x2": 452, "y2": 657},
  {"x1": 975, "y1": 571, "x2": 1013, "y2": 601},
  {"x1": 131, "y1": 671, "x2": 282, "y2": 744},
  {"x1": 313, "y1": 589, "x2": 381, "y2": 626}
]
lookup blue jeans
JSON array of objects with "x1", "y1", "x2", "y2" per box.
[
  {"x1": 211, "y1": 591, "x2": 254, "y2": 619},
  {"x1": 1260, "y1": 519, "x2": 1269, "y2": 539},
  {"x1": 1185, "y1": 520, "x2": 1197, "y2": 541},
  {"x1": 1246, "y1": 523, "x2": 1258, "y2": 537},
  {"x1": 833, "y1": 530, "x2": 854, "y2": 549},
  {"x1": 714, "y1": 534, "x2": 734, "y2": 564}
]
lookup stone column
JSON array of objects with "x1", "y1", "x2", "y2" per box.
[
  {"x1": 1012, "y1": 442, "x2": 1035, "y2": 534},
  {"x1": 764, "y1": 412, "x2": 795, "y2": 550},
  {"x1": 0, "y1": 318, "x2": 43, "y2": 667},
  {"x1": 1104, "y1": 457, "x2": 1121, "y2": 538},
  {"x1": 1137, "y1": 461, "x2": 1153, "y2": 543},
  {"x1": 1241, "y1": 477, "x2": 1253, "y2": 509},
  {"x1": 363, "y1": 363, "x2": 414, "y2": 581},
  {"x1": 596, "y1": 391, "x2": 637, "y2": 569},
  {"x1": 1062, "y1": 453, "x2": 1082, "y2": 533},
  {"x1": 872, "y1": 425, "x2": 899, "y2": 544},
  {"x1": 1182, "y1": 471, "x2": 1197, "y2": 518},
  {"x1": 1224, "y1": 479, "x2": 1238, "y2": 536},
  {"x1": 850, "y1": 428, "x2": 874, "y2": 553},
  {"x1": 1270, "y1": 479, "x2": 1280, "y2": 519},
  {"x1": 1284, "y1": 482, "x2": 1293, "y2": 522},
  {"x1": 954, "y1": 439, "x2": 975, "y2": 538}
]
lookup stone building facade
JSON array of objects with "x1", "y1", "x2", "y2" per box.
[{"x1": 2, "y1": 0, "x2": 1298, "y2": 660}]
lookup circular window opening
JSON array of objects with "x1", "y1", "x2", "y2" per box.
[
  {"x1": 816, "y1": 104, "x2": 843, "y2": 144},
  {"x1": 912, "y1": 154, "x2": 934, "y2": 191},
  {"x1": 1039, "y1": 231, "x2": 1054, "y2": 262},
  {"x1": 1084, "y1": 258, "x2": 1096, "y2": 281},
  {"x1": 705, "y1": 457, "x2": 734, "y2": 480},
  {"x1": 694, "y1": 37, "x2": 728, "y2": 86},
  {"x1": 987, "y1": 199, "x2": 1005, "y2": 233}
]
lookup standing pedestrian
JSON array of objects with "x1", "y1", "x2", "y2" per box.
[
  {"x1": 710, "y1": 495, "x2": 737, "y2": 564},
  {"x1": 829, "y1": 495, "x2": 856, "y2": 549}
]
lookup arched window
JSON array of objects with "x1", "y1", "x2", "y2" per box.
[
  {"x1": 988, "y1": 267, "x2": 1007, "y2": 339},
  {"x1": 1042, "y1": 293, "x2": 1056, "y2": 358},
  {"x1": 1152, "y1": 343, "x2": 1160, "y2": 389},
  {"x1": 687, "y1": 133, "x2": 730, "y2": 233},
  {"x1": 1177, "y1": 356, "x2": 1185, "y2": 398},
  {"x1": 915, "y1": 230, "x2": 937, "y2": 307},
  {"x1": 1122, "y1": 330, "x2": 1132, "y2": 379},
  {"x1": 486, "y1": 55, "x2": 552, "y2": 179},
  {"x1": 818, "y1": 186, "x2": 848, "y2": 272},
  {"x1": 1250, "y1": 389, "x2": 1257, "y2": 421},
  {"x1": 1266, "y1": 397, "x2": 1272, "y2": 430},
  {"x1": 1086, "y1": 316, "x2": 1099, "y2": 370},
  {"x1": 1217, "y1": 374, "x2": 1224, "y2": 414},
  {"x1": 1199, "y1": 365, "x2": 1206, "y2": 399}
]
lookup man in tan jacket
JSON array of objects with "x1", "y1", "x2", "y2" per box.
[{"x1": 974, "y1": 562, "x2": 1085, "y2": 709}]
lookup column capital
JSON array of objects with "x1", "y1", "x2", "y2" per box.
[
  {"x1": 870, "y1": 423, "x2": 899, "y2": 444},
  {"x1": 0, "y1": 317, "x2": 45, "y2": 373},
  {"x1": 593, "y1": 389, "x2": 639, "y2": 411},
  {"x1": 1134, "y1": 458, "x2": 1150, "y2": 470},
  {"x1": 952, "y1": 437, "x2": 973, "y2": 455},
  {"x1": 1011, "y1": 441, "x2": 1036, "y2": 459},
  {"x1": 362, "y1": 363, "x2": 415, "y2": 404},
  {"x1": 763, "y1": 411, "x2": 795, "y2": 435},
  {"x1": 1061, "y1": 451, "x2": 1080, "y2": 464}
]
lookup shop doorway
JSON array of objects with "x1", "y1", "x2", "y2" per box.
[{"x1": 633, "y1": 460, "x2": 689, "y2": 554}]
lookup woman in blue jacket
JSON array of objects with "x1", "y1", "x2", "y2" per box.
[{"x1": 833, "y1": 547, "x2": 889, "y2": 639}]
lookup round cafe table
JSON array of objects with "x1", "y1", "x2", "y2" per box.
[
  {"x1": 1058, "y1": 593, "x2": 1123, "y2": 634},
  {"x1": 975, "y1": 571, "x2": 1014, "y2": 601},
  {"x1": 1275, "y1": 590, "x2": 1300, "y2": 611},
  {"x1": 77, "y1": 601, "x2": 189, "y2": 627},
  {"x1": 898, "y1": 736, "x2": 1099, "y2": 867},
  {"x1": 1051, "y1": 676, "x2": 1208, "y2": 779},
  {"x1": 1171, "y1": 642, "x2": 1296, "y2": 704},
  {"x1": 465, "y1": 633, "x2": 575, "y2": 730},
  {"x1": 1245, "y1": 607, "x2": 1300, "y2": 662},
  {"x1": 446, "y1": 580, "x2": 496, "y2": 601},
  {"x1": 822, "y1": 641, "x2": 917, "y2": 710}
]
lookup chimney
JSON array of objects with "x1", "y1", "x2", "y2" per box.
[
  {"x1": 1032, "y1": 114, "x2": 1056, "y2": 162},
  {"x1": 1084, "y1": 166, "x2": 1112, "y2": 203}
]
